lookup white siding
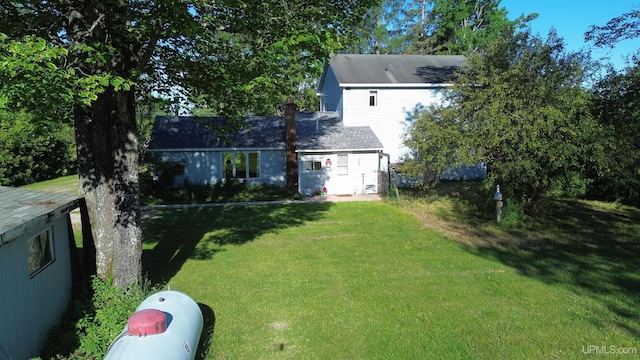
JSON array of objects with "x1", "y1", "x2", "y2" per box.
[
  {"x1": 0, "y1": 216, "x2": 72, "y2": 359},
  {"x1": 349, "y1": 153, "x2": 381, "y2": 194},
  {"x1": 342, "y1": 87, "x2": 446, "y2": 163},
  {"x1": 298, "y1": 152, "x2": 380, "y2": 195}
]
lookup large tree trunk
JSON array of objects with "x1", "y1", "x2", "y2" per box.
[{"x1": 75, "y1": 87, "x2": 142, "y2": 287}]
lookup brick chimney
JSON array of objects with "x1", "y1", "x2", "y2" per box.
[{"x1": 284, "y1": 97, "x2": 298, "y2": 192}]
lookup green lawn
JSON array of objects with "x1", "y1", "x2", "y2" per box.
[
  {"x1": 19, "y1": 177, "x2": 639, "y2": 358},
  {"x1": 141, "y1": 201, "x2": 640, "y2": 359},
  {"x1": 19, "y1": 174, "x2": 80, "y2": 194}
]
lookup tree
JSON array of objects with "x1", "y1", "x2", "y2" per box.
[
  {"x1": 404, "y1": 0, "x2": 531, "y2": 55},
  {"x1": 404, "y1": 29, "x2": 604, "y2": 210},
  {"x1": 0, "y1": 110, "x2": 76, "y2": 186},
  {"x1": 349, "y1": 0, "x2": 534, "y2": 56},
  {"x1": 587, "y1": 63, "x2": 640, "y2": 205},
  {"x1": 0, "y1": 0, "x2": 376, "y2": 286},
  {"x1": 583, "y1": 5, "x2": 640, "y2": 205},
  {"x1": 348, "y1": 0, "x2": 414, "y2": 54},
  {"x1": 585, "y1": 8, "x2": 640, "y2": 48}
]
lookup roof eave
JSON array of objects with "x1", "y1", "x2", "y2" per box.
[
  {"x1": 147, "y1": 147, "x2": 283, "y2": 152},
  {"x1": 340, "y1": 83, "x2": 455, "y2": 88},
  {"x1": 297, "y1": 148, "x2": 384, "y2": 153}
]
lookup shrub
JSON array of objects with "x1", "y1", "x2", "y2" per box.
[
  {"x1": 40, "y1": 277, "x2": 159, "y2": 360},
  {"x1": 498, "y1": 197, "x2": 528, "y2": 226},
  {"x1": 550, "y1": 172, "x2": 591, "y2": 198},
  {"x1": 141, "y1": 177, "x2": 298, "y2": 205}
]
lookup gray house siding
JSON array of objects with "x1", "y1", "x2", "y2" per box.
[
  {"x1": 157, "y1": 149, "x2": 286, "y2": 187},
  {"x1": 259, "y1": 150, "x2": 286, "y2": 186},
  {"x1": 320, "y1": 67, "x2": 342, "y2": 115},
  {"x1": 0, "y1": 187, "x2": 79, "y2": 360}
]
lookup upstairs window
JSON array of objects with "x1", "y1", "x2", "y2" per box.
[{"x1": 369, "y1": 90, "x2": 378, "y2": 106}]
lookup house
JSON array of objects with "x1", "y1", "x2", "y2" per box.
[
  {"x1": 0, "y1": 186, "x2": 81, "y2": 360},
  {"x1": 317, "y1": 54, "x2": 460, "y2": 161},
  {"x1": 317, "y1": 54, "x2": 486, "y2": 180},
  {"x1": 147, "y1": 111, "x2": 385, "y2": 196}
]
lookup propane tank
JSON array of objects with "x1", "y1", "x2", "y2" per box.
[{"x1": 104, "y1": 290, "x2": 203, "y2": 360}]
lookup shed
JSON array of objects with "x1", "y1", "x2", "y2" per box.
[{"x1": 0, "y1": 186, "x2": 81, "y2": 360}]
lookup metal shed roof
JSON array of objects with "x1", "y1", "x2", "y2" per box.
[
  {"x1": 0, "y1": 186, "x2": 81, "y2": 246},
  {"x1": 148, "y1": 112, "x2": 383, "y2": 152},
  {"x1": 328, "y1": 54, "x2": 467, "y2": 85}
]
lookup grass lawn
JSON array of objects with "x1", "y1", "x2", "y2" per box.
[
  {"x1": 141, "y1": 199, "x2": 640, "y2": 359},
  {"x1": 19, "y1": 174, "x2": 80, "y2": 194}
]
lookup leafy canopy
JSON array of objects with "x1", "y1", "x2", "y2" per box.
[
  {"x1": 587, "y1": 65, "x2": 640, "y2": 205},
  {"x1": 350, "y1": 0, "x2": 534, "y2": 56},
  {"x1": 404, "y1": 29, "x2": 604, "y2": 209},
  {"x1": 0, "y1": 34, "x2": 126, "y2": 118}
]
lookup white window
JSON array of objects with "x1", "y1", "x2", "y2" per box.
[
  {"x1": 304, "y1": 161, "x2": 322, "y2": 171},
  {"x1": 223, "y1": 152, "x2": 260, "y2": 179},
  {"x1": 369, "y1": 90, "x2": 377, "y2": 107},
  {"x1": 337, "y1": 154, "x2": 348, "y2": 175},
  {"x1": 27, "y1": 228, "x2": 54, "y2": 277}
]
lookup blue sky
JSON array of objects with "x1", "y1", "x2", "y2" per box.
[{"x1": 500, "y1": 0, "x2": 640, "y2": 69}]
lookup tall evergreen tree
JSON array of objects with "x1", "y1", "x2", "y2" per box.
[
  {"x1": 350, "y1": 0, "x2": 534, "y2": 56},
  {"x1": 348, "y1": 0, "x2": 424, "y2": 54},
  {"x1": 405, "y1": 0, "x2": 530, "y2": 55}
]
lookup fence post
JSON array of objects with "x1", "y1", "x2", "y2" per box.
[{"x1": 494, "y1": 185, "x2": 503, "y2": 222}]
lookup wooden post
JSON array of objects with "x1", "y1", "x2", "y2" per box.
[
  {"x1": 494, "y1": 185, "x2": 503, "y2": 223},
  {"x1": 284, "y1": 97, "x2": 297, "y2": 192}
]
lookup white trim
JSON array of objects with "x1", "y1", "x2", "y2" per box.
[
  {"x1": 148, "y1": 147, "x2": 280, "y2": 152},
  {"x1": 297, "y1": 148, "x2": 383, "y2": 153},
  {"x1": 341, "y1": 83, "x2": 454, "y2": 88}
]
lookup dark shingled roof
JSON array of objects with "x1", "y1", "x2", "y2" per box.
[
  {"x1": 148, "y1": 112, "x2": 383, "y2": 151},
  {"x1": 328, "y1": 54, "x2": 466, "y2": 85}
]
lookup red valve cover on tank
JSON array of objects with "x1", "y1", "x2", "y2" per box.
[{"x1": 127, "y1": 309, "x2": 168, "y2": 336}]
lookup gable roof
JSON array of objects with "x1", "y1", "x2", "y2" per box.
[
  {"x1": 325, "y1": 54, "x2": 466, "y2": 87},
  {"x1": 148, "y1": 112, "x2": 383, "y2": 152}
]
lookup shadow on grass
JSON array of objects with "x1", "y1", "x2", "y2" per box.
[
  {"x1": 397, "y1": 183, "x2": 640, "y2": 338},
  {"x1": 464, "y1": 198, "x2": 640, "y2": 338},
  {"x1": 196, "y1": 303, "x2": 215, "y2": 360},
  {"x1": 141, "y1": 202, "x2": 333, "y2": 284}
]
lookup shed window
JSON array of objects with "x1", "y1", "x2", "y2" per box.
[
  {"x1": 224, "y1": 152, "x2": 260, "y2": 179},
  {"x1": 369, "y1": 90, "x2": 377, "y2": 106},
  {"x1": 337, "y1": 154, "x2": 348, "y2": 175},
  {"x1": 27, "y1": 228, "x2": 54, "y2": 277}
]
